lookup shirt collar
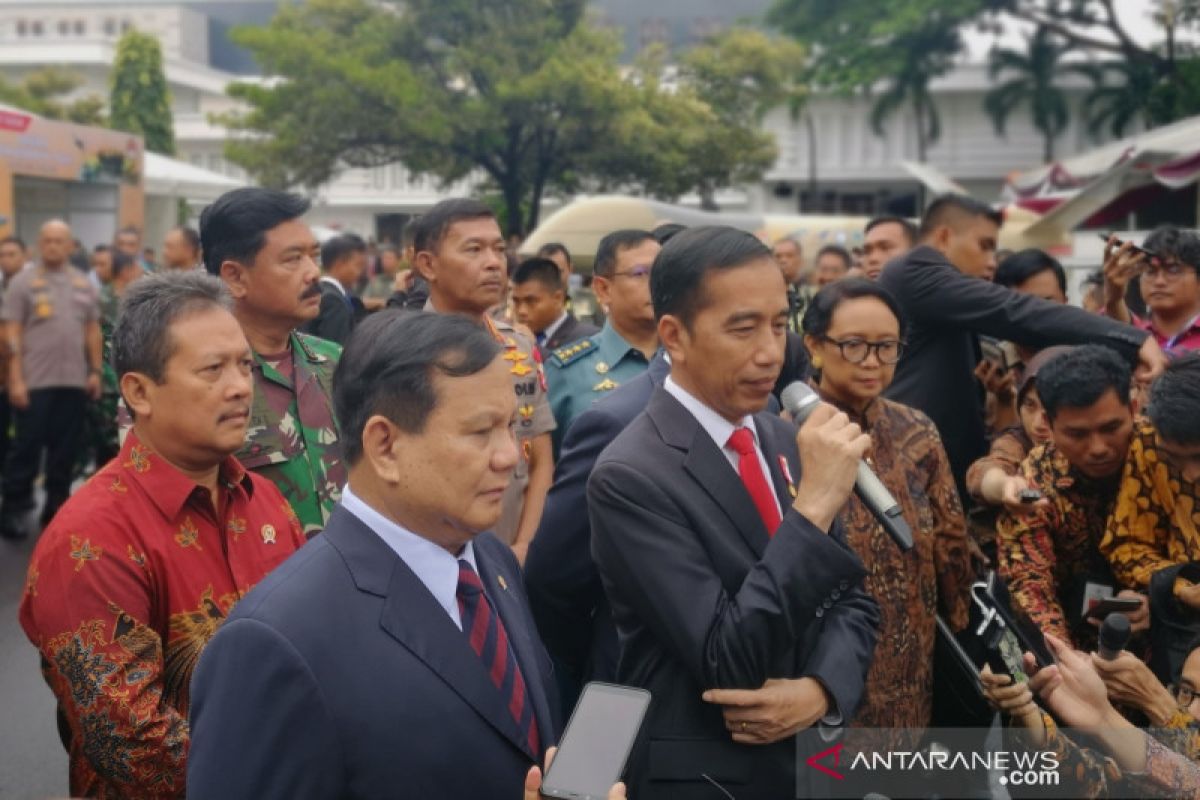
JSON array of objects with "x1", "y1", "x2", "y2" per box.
[
  {"x1": 119, "y1": 429, "x2": 253, "y2": 519},
  {"x1": 542, "y1": 312, "x2": 569, "y2": 342},
  {"x1": 319, "y1": 275, "x2": 347, "y2": 295},
  {"x1": 339, "y1": 484, "x2": 478, "y2": 629},
  {"x1": 814, "y1": 382, "x2": 883, "y2": 430},
  {"x1": 594, "y1": 322, "x2": 647, "y2": 366},
  {"x1": 663, "y1": 375, "x2": 758, "y2": 454}
]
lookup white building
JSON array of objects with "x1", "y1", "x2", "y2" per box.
[{"x1": 0, "y1": 0, "x2": 1130, "y2": 238}]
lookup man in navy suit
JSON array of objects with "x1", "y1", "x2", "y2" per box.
[
  {"x1": 188, "y1": 312, "x2": 564, "y2": 799},
  {"x1": 588, "y1": 226, "x2": 879, "y2": 799}
]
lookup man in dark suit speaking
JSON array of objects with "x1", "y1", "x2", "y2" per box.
[
  {"x1": 589, "y1": 226, "x2": 880, "y2": 799},
  {"x1": 187, "y1": 312, "x2": 559, "y2": 798}
]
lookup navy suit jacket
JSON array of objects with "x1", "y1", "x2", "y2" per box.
[
  {"x1": 588, "y1": 387, "x2": 878, "y2": 799},
  {"x1": 187, "y1": 507, "x2": 557, "y2": 800}
]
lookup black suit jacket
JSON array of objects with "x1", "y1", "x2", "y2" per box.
[
  {"x1": 542, "y1": 312, "x2": 599, "y2": 356},
  {"x1": 588, "y1": 387, "x2": 878, "y2": 799},
  {"x1": 187, "y1": 507, "x2": 557, "y2": 799},
  {"x1": 300, "y1": 280, "x2": 355, "y2": 344},
  {"x1": 879, "y1": 245, "x2": 1148, "y2": 496}
]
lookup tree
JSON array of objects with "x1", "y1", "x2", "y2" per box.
[
  {"x1": 0, "y1": 68, "x2": 106, "y2": 125},
  {"x1": 1071, "y1": 60, "x2": 1159, "y2": 138},
  {"x1": 868, "y1": 25, "x2": 958, "y2": 162},
  {"x1": 109, "y1": 29, "x2": 175, "y2": 154},
  {"x1": 222, "y1": 0, "x2": 791, "y2": 233},
  {"x1": 769, "y1": 0, "x2": 1200, "y2": 131},
  {"x1": 984, "y1": 27, "x2": 1070, "y2": 162}
]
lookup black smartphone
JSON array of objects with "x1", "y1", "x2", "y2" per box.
[
  {"x1": 1100, "y1": 233, "x2": 1156, "y2": 259},
  {"x1": 541, "y1": 682, "x2": 651, "y2": 800},
  {"x1": 972, "y1": 574, "x2": 1054, "y2": 683},
  {"x1": 1085, "y1": 596, "x2": 1143, "y2": 620},
  {"x1": 1018, "y1": 488, "x2": 1043, "y2": 504}
]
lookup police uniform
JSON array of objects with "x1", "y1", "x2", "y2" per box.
[
  {"x1": 545, "y1": 322, "x2": 650, "y2": 454},
  {"x1": 484, "y1": 316, "x2": 556, "y2": 544}
]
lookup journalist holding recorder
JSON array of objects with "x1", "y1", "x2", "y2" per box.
[{"x1": 588, "y1": 226, "x2": 879, "y2": 800}]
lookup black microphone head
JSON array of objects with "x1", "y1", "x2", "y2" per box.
[
  {"x1": 780, "y1": 381, "x2": 820, "y2": 424},
  {"x1": 1099, "y1": 612, "x2": 1132, "y2": 654}
]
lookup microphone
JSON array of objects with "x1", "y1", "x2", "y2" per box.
[
  {"x1": 1097, "y1": 613, "x2": 1131, "y2": 660},
  {"x1": 780, "y1": 382, "x2": 914, "y2": 552}
]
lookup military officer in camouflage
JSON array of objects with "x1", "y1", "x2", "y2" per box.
[
  {"x1": 201, "y1": 188, "x2": 347, "y2": 536},
  {"x1": 412, "y1": 199, "x2": 555, "y2": 564},
  {"x1": 546, "y1": 229, "x2": 660, "y2": 453}
]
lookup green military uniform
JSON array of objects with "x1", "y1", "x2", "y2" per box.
[
  {"x1": 545, "y1": 322, "x2": 650, "y2": 453},
  {"x1": 238, "y1": 332, "x2": 346, "y2": 537},
  {"x1": 787, "y1": 283, "x2": 816, "y2": 334}
]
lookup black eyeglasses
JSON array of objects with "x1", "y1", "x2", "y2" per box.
[
  {"x1": 1175, "y1": 683, "x2": 1198, "y2": 709},
  {"x1": 819, "y1": 336, "x2": 904, "y2": 364}
]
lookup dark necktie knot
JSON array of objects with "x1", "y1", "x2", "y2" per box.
[{"x1": 457, "y1": 559, "x2": 484, "y2": 596}]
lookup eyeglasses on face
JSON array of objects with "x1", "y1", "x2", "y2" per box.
[
  {"x1": 611, "y1": 265, "x2": 652, "y2": 280},
  {"x1": 819, "y1": 336, "x2": 904, "y2": 364},
  {"x1": 1140, "y1": 259, "x2": 1196, "y2": 280}
]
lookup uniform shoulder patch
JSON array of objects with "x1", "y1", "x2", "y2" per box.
[
  {"x1": 549, "y1": 337, "x2": 596, "y2": 368},
  {"x1": 293, "y1": 331, "x2": 344, "y2": 363}
]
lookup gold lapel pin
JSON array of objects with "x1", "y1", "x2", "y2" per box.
[{"x1": 498, "y1": 575, "x2": 508, "y2": 591}]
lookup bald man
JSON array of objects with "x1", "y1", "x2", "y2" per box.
[{"x1": 1, "y1": 220, "x2": 102, "y2": 538}]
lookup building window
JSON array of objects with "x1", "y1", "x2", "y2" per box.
[
  {"x1": 74, "y1": 20, "x2": 85, "y2": 36},
  {"x1": 104, "y1": 18, "x2": 116, "y2": 36},
  {"x1": 121, "y1": 19, "x2": 131, "y2": 32},
  {"x1": 16, "y1": 20, "x2": 27, "y2": 36},
  {"x1": 57, "y1": 20, "x2": 69, "y2": 36},
  {"x1": 30, "y1": 20, "x2": 43, "y2": 36}
]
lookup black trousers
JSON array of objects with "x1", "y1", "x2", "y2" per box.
[
  {"x1": 0, "y1": 392, "x2": 10, "y2": 474},
  {"x1": 3, "y1": 387, "x2": 86, "y2": 513}
]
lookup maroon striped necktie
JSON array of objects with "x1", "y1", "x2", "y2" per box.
[{"x1": 456, "y1": 559, "x2": 540, "y2": 755}]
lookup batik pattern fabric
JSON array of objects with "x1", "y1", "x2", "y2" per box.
[
  {"x1": 997, "y1": 441, "x2": 1124, "y2": 651},
  {"x1": 19, "y1": 431, "x2": 305, "y2": 799},
  {"x1": 238, "y1": 331, "x2": 346, "y2": 536},
  {"x1": 821, "y1": 393, "x2": 973, "y2": 735},
  {"x1": 1101, "y1": 420, "x2": 1200, "y2": 592}
]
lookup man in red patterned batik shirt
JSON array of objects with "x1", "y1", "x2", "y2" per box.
[{"x1": 19, "y1": 271, "x2": 305, "y2": 799}]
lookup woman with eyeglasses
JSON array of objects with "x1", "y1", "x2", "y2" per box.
[
  {"x1": 801, "y1": 279, "x2": 973, "y2": 735},
  {"x1": 1103, "y1": 227, "x2": 1200, "y2": 356}
]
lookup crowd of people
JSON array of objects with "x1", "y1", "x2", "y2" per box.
[{"x1": 6, "y1": 186, "x2": 1200, "y2": 799}]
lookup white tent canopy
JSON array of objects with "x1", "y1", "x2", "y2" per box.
[{"x1": 144, "y1": 151, "x2": 243, "y2": 201}]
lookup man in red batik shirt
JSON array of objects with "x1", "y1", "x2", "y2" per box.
[{"x1": 20, "y1": 271, "x2": 305, "y2": 799}]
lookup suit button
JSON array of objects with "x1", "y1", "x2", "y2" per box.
[
  {"x1": 839, "y1": 579, "x2": 849, "y2": 590},
  {"x1": 815, "y1": 607, "x2": 825, "y2": 618},
  {"x1": 831, "y1": 589, "x2": 841, "y2": 600},
  {"x1": 823, "y1": 598, "x2": 833, "y2": 609}
]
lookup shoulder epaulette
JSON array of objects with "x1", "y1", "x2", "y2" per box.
[{"x1": 549, "y1": 337, "x2": 596, "y2": 368}]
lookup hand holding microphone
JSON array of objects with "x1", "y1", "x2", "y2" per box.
[{"x1": 781, "y1": 382, "x2": 914, "y2": 551}]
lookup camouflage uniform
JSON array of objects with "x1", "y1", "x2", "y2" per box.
[
  {"x1": 238, "y1": 332, "x2": 346, "y2": 537},
  {"x1": 84, "y1": 285, "x2": 121, "y2": 472}
]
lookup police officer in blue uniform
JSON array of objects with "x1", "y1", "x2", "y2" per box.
[{"x1": 545, "y1": 229, "x2": 661, "y2": 453}]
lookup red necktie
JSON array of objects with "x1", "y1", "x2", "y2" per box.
[
  {"x1": 727, "y1": 427, "x2": 782, "y2": 535},
  {"x1": 456, "y1": 560, "x2": 540, "y2": 755}
]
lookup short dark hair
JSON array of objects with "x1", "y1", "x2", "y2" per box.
[
  {"x1": 200, "y1": 187, "x2": 311, "y2": 275},
  {"x1": 918, "y1": 194, "x2": 1004, "y2": 240},
  {"x1": 172, "y1": 225, "x2": 201, "y2": 255},
  {"x1": 512, "y1": 258, "x2": 564, "y2": 292},
  {"x1": 111, "y1": 252, "x2": 138, "y2": 280},
  {"x1": 652, "y1": 223, "x2": 687, "y2": 244},
  {"x1": 117, "y1": 225, "x2": 141, "y2": 239},
  {"x1": 91, "y1": 243, "x2": 110, "y2": 255},
  {"x1": 536, "y1": 242, "x2": 571, "y2": 265},
  {"x1": 410, "y1": 198, "x2": 495, "y2": 254},
  {"x1": 333, "y1": 311, "x2": 502, "y2": 464},
  {"x1": 815, "y1": 245, "x2": 852, "y2": 269},
  {"x1": 321, "y1": 233, "x2": 367, "y2": 271},
  {"x1": 650, "y1": 225, "x2": 771, "y2": 326},
  {"x1": 1148, "y1": 353, "x2": 1200, "y2": 446},
  {"x1": 1143, "y1": 226, "x2": 1200, "y2": 270},
  {"x1": 0, "y1": 235, "x2": 26, "y2": 251},
  {"x1": 594, "y1": 229, "x2": 656, "y2": 278},
  {"x1": 864, "y1": 215, "x2": 917, "y2": 245},
  {"x1": 802, "y1": 278, "x2": 905, "y2": 339},
  {"x1": 995, "y1": 249, "x2": 1067, "y2": 296},
  {"x1": 112, "y1": 271, "x2": 232, "y2": 383},
  {"x1": 1035, "y1": 345, "x2": 1132, "y2": 423}
]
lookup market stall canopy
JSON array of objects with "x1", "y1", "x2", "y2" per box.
[
  {"x1": 1004, "y1": 113, "x2": 1200, "y2": 235},
  {"x1": 144, "y1": 151, "x2": 243, "y2": 201}
]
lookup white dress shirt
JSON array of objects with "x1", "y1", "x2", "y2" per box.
[
  {"x1": 663, "y1": 376, "x2": 781, "y2": 510},
  {"x1": 340, "y1": 485, "x2": 478, "y2": 630},
  {"x1": 319, "y1": 275, "x2": 348, "y2": 295},
  {"x1": 540, "y1": 311, "x2": 569, "y2": 344}
]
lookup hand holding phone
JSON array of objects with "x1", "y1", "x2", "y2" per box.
[{"x1": 540, "y1": 683, "x2": 650, "y2": 800}]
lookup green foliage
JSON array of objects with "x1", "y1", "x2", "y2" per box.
[
  {"x1": 109, "y1": 29, "x2": 175, "y2": 154},
  {"x1": 984, "y1": 27, "x2": 1070, "y2": 161},
  {"x1": 222, "y1": 0, "x2": 794, "y2": 231},
  {"x1": 0, "y1": 68, "x2": 107, "y2": 125}
]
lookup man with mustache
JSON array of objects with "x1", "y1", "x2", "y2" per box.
[
  {"x1": 201, "y1": 187, "x2": 347, "y2": 536},
  {"x1": 19, "y1": 272, "x2": 304, "y2": 799}
]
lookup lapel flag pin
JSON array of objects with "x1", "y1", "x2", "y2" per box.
[{"x1": 498, "y1": 574, "x2": 508, "y2": 591}]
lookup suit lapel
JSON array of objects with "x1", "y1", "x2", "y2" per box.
[
  {"x1": 755, "y1": 416, "x2": 796, "y2": 517},
  {"x1": 474, "y1": 538, "x2": 554, "y2": 754},
  {"x1": 649, "y1": 389, "x2": 770, "y2": 556},
  {"x1": 324, "y1": 513, "x2": 537, "y2": 761}
]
